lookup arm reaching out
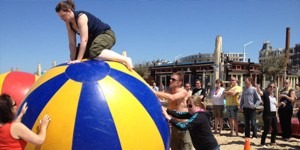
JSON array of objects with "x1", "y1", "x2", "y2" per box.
[
  {"x1": 15, "y1": 102, "x2": 28, "y2": 122},
  {"x1": 12, "y1": 114, "x2": 51, "y2": 145}
]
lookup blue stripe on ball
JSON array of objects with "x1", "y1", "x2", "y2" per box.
[
  {"x1": 22, "y1": 73, "x2": 69, "y2": 129},
  {"x1": 73, "y1": 82, "x2": 121, "y2": 150},
  {"x1": 108, "y1": 69, "x2": 170, "y2": 149}
]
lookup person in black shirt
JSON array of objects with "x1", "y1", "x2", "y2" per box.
[
  {"x1": 162, "y1": 96, "x2": 219, "y2": 150},
  {"x1": 278, "y1": 79, "x2": 296, "y2": 141},
  {"x1": 192, "y1": 79, "x2": 206, "y2": 102},
  {"x1": 55, "y1": 0, "x2": 133, "y2": 71}
]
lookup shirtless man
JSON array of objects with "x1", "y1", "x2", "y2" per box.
[
  {"x1": 185, "y1": 83, "x2": 193, "y2": 98},
  {"x1": 154, "y1": 71, "x2": 194, "y2": 150}
]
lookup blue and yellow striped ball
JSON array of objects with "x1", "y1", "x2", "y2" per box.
[{"x1": 19, "y1": 60, "x2": 170, "y2": 150}]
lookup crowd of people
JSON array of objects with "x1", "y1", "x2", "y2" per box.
[{"x1": 153, "y1": 72, "x2": 300, "y2": 150}]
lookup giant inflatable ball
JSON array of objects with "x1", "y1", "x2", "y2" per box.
[
  {"x1": 0, "y1": 71, "x2": 38, "y2": 109},
  {"x1": 19, "y1": 60, "x2": 170, "y2": 150}
]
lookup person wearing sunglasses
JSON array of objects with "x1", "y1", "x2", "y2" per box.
[
  {"x1": 55, "y1": 0, "x2": 133, "y2": 71},
  {"x1": 278, "y1": 79, "x2": 296, "y2": 141},
  {"x1": 154, "y1": 71, "x2": 194, "y2": 150},
  {"x1": 260, "y1": 82, "x2": 278, "y2": 148},
  {"x1": 162, "y1": 96, "x2": 219, "y2": 150},
  {"x1": 0, "y1": 94, "x2": 51, "y2": 149}
]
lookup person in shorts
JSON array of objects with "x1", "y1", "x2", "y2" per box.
[
  {"x1": 211, "y1": 79, "x2": 225, "y2": 134},
  {"x1": 223, "y1": 77, "x2": 242, "y2": 136}
]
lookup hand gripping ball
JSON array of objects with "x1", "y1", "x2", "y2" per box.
[
  {"x1": 19, "y1": 60, "x2": 170, "y2": 150},
  {"x1": 0, "y1": 71, "x2": 38, "y2": 109}
]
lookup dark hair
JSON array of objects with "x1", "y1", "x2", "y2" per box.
[
  {"x1": 267, "y1": 81, "x2": 276, "y2": 88},
  {"x1": 215, "y1": 79, "x2": 223, "y2": 87},
  {"x1": 0, "y1": 94, "x2": 15, "y2": 123},
  {"x1": 195, "y1": 79, "x2": 201, "y2": 84},
  {"x1": 245, "y1": 77, "x2": 254, "y2": 85},
  {"x1": 55, "y1": 0, "x2": 75, "y2": 12}
]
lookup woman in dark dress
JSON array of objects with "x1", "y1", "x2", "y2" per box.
[{"x1": 278, "y1": 79, "x2": 296, "y2": 141}]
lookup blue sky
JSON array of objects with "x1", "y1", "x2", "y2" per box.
[{"x1": 1, "y1": 0, "x2": 299, "y2": 74}]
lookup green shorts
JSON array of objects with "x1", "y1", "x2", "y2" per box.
[{"x1": 88, "y1": 29, "x2": 116, "y2": 59}]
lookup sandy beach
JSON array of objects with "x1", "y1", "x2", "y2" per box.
[{"x1": 214, "y1": 130, "x2": 300, "y2": 150}]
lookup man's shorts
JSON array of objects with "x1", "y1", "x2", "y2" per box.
[{"x1": 226, "y1": 105, "x2": 238, "y2": 119}]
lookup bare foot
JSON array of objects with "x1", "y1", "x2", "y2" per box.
[
  {"x1": 236, "y1": 132, "x2": 239, "y2": 136},
  {"x1": 125, "y1": 57, "x2": 134, "y2": 71}
]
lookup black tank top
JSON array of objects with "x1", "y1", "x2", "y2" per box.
[{"x1": 70, "y1": 10, "x2": 111, "y2": 41}]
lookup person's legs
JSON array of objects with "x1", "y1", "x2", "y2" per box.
[
  {"x1": 261, "y1": 116, "x2": 270, "y2": 145},
  {"x1": 216, "y1": 105, "x2": 224, "y2": 133},
  {"x1": 181, "y1": 130, "x2": 194, "y2": 150},
  {"x1": 219, "y1": 105, "x2": 224, "y2": 133},
  {"x1": 232, "y1": 106, "x2": 239, "y2": 136},
  {"x1": 97, "y1": 50, "x2": 133, "y2": 71},
  {"x1": 243, "y1": 108, "x2": 251, "y2": 138},
  {"x1": 285, "y1": 107, "x2": 293, "y2": 139},
  {"x1": 89, "y1": 30, "x2": 115, "y2": 58},
  {"x1": 226, "y1": 106, "x2": 234, "y2": 135},
  {"x1": 171, "y1": 127, "x2": 194, "y2": 150},
  {"x1": 170, "y1": 127, "x2": 181, "y2": 150},
  {"x1": 270, "y1": 114, "x2": 277, "y2": 144},
  {"x1": 250, "y1": 109, "x2": 257, "y2": 138},
  {"x1": 213, "y1": 105, "x2": 218, "y2": 133},
  {"x1": 278, "y1": 108, "x2": 287, "y2": 138},
  {"x1": 89, "y1": 30, "x2": 133, "y2": 71}
]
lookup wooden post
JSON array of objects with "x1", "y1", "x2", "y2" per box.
[{"x1": 284, "y1": 27, "x2": 290, "y2": 80}]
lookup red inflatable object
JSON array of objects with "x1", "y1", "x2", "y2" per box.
[{"x1": 0, "y1": 71, "x2": 38, "y2": 109}]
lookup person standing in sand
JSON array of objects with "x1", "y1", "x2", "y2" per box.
[
  {"x1": 154, "y1": 71, "x2": 194, "y2": 150},
  {"x1": 278, "y1": 79, "x2": 295, "y2": 141},
  {"x1": 211, "y1": 79, "x2": 225, "y2": 134},
  {"x1": 162, "y1": 96, "x2": 219, "y2": 150},
  {"x1": 260, "y1": 82, "x2": 279, "y2": 147},
  {"x1": 240, "y1": 77, "x2": 262, "y2": 139},
  {"x1": 223, "y1": 77, "x2": 242, "y2": 136}
]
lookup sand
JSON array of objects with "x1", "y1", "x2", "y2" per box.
[{"x1": 215, "y1": 130, "x2": 300, "y2": 150}]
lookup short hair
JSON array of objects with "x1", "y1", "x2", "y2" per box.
[
  {"x1": 195, "y1": 79, "x2": 201, "y2": 83},
  {"x1": 173, "y1": 71, "x2": 184, "y2": 82},
  {"x1": 0, "y1": 94, "x2": 15, "y2": 123},
  {"x1": 245, "y1": 77, "x2": 254, "y2": 85}
]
